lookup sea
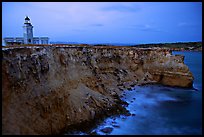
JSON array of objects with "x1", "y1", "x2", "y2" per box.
[{"x1": 66, "y1": 51, "x2": 202, "y2": 135}]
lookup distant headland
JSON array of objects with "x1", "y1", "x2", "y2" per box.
[{"x1": 3, "y1": 41, "x2": 202, "y2": 52}]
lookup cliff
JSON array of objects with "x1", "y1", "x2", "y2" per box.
[{"x1": 2, "y1": 45, "x2": 194, "y2": 135}]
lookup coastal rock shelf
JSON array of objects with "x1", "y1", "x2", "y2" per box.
[{"x1": 2, "y1": 45, "x2": 194, "y2": 135}]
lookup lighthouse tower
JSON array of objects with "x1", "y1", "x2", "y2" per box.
[{"x1": 23, "y1": 16, "x2": 33, "y2": 44}]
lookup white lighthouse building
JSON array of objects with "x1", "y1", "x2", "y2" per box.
[
  {"x1": 4, "y1": 16, "x2": 49, "y2": 45},
  {"x1": 23, "y1": 16, "x2": 34, "y2": 44}
]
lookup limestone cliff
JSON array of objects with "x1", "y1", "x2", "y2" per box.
[{"x1": 2, "y1": 45, "x2": 194, "y2": 135}]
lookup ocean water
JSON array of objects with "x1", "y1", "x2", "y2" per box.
[{"x1": 66, "y1": 51, "x2": 202, "y2": 135}]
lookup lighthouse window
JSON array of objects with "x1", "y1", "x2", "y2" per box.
[{"x1": 28, "y1": 39, "x2": 31, "y2": 43}]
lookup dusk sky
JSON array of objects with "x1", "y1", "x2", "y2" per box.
[{"x1": 2, "y1": 2, "x2": 202, "y2": 44}]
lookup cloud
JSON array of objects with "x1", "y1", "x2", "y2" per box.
[
  {"x1": 177, "y1": 22, "x2": 198, "y2": 27},
  {"x1": 178, "y1": 22, "x2": 189, "y2": 27},
  {"x1": 130, "y1": 24, "x2": 164, "y2": 32},
  {"x1": 24, "y1": 3, "x2": 107, "y2": 23},
  {"x1": 3, "y1": 2, "x2": 202, "y2": 43},
  {"x1": 91, "y1": 24, "x2": 104, "y2": 27},
  {"x1": 101, "y1": 3, "x2": 141, "y2": 12},
  {"x1": 71, "y1": 28, "x2": 87, "y2": 32}
]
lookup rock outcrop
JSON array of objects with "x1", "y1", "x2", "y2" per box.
[{"x1": 2, "y1": 45, "x2": 194, "y2": 135}]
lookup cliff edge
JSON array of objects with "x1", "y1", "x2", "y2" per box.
[{"x1": 2, "y1": 45, "x2": 194, "y2": 134}]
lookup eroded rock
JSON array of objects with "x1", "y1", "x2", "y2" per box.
[{"x1": 2, "y1": 45, "x2": 194, "y2": 135}]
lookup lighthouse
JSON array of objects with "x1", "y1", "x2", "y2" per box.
[
  {"x1": 4, "y1": 16, "x2": 49, "y2": 45},
  {"x1": 23, "y1": 16, "x2": 33, "y2": 44}
]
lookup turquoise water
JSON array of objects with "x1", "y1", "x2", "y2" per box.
[{"x1": 67, "y1": 51, "x2": 202, "y2": 135}]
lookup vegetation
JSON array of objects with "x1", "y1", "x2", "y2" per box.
[
  {"x1": 131, "y1": 42, "x2": 202, "y2": 51},
  {"x1": 2, "y1": 42, "x2": 202, "y2": 51}
]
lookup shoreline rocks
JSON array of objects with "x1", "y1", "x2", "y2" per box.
[{"x1": 100, "y1": 127, "x2": 113, "y2": 134}]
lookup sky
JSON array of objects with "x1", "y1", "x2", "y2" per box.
[{"x1": 2, "y1": 2, "x2": 202, "y2": 44}]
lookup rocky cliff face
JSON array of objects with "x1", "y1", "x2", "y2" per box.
[{"x1": 2, "y1": 45, "x2": 194, "y2": 135}]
